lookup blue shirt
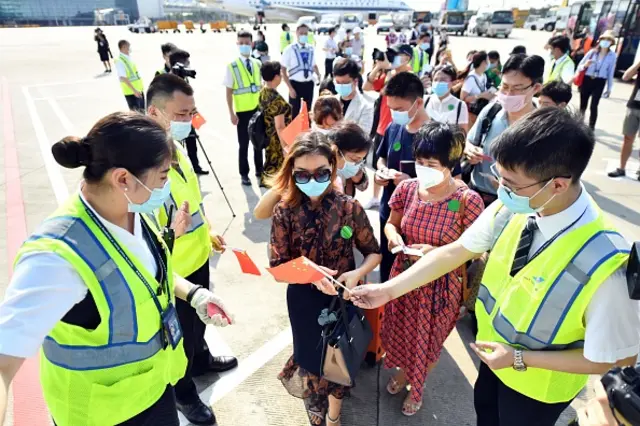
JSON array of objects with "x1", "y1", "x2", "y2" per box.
[
  {"x1": 579, "y1": 49, "x2": 617, "y2": 93},
  {"x1": 376, "y1": 123, "x2": 416, "y2": 220}
]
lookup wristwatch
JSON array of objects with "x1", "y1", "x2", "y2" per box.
[{"x1": 513, "y1": 349, "x2": 527, "y2": 372}]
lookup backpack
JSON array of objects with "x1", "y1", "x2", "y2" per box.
[
  {"x1": 248, "y1": 109, "x2": 267, "y2": 150},
  {"x1": 460, "y1": 102, "x2": 502, "y2": 183}
]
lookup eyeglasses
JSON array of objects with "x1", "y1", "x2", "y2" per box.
[
  {"x1": 491, "y1": 164, "x2": 571, "y2": 192},
  {"x1": 293, "y1": 169, "x2": 332, "y2": 184},
  {"x1": 340, "y1": 151, "x2": 365, "y2": 166},
  {"x1": 499, "y1": 83, "x2": 533, "y2": 95}
]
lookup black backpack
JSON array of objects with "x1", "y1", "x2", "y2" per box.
[
  {"x1": 460, "y1": 102, "x2": 502, "y2": 183},
  {"x1": 248, "y1": 109, "x2": 267, "y2": 150}
]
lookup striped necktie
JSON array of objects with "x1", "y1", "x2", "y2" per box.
[{"x1": 510, "y1": 216, "x2": 539, "y2": 276}]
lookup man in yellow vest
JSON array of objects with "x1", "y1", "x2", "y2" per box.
[
  {"x1": 156, "y1": 42, "x2": 177, "y2": 76},
  {"x1": 352, "y1": 108, "x2": 639, "y2": 426},
  {"x1": 115, "y1": 39, "x2": 145, "y2": 112},
  {"x1": 412, "y1": 32, "x2": 431, "y2": 76},
  {"x1": 545, "y1": 35, "x2": 575, "y2": 84},
  {"x1": 224, "y1": 30, "x2": 263, "y2": 186},
  {"x1": 147, "y1": 74, "x2": 237, "y2": 425},
  {"x1": 281, "y1": 23, "x2": 292, "y2": 53}
]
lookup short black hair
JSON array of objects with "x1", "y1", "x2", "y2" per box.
[
  {"x1": 329, "y1": 27, "x2": 337, "y2": 35},
  {"x1": 297, "y1": 23, "x2": 309, "y2": 30},
  {"x1": 282, "y1": 23, "x2": 289, "y2": 30},
  {"x1": 488, "y1": 50, "x2": 500, "y2": 61},
  {"x1": 169, "y1": 49, "x2": 190, "y2": 67},
  {"x1": 510, "y1": 45, "x2": 526, "y2": 55},
  {"x1": 433, "y1": 64, "x2": 457, "y2": 81},
  {"x1": 147, "y1": 73, "x2": 194, "y2": 107},
  {"x1": 540, "y1": 81, "x2": 573, "y2": 105},
  {"x1": 548, "y1": 35, "x2": 571, "y2": 54},
  {"x1": 471, "y1": 51, "x2": 488, "y2": 68},
  {"x1": 385, "y1": 72, "x2": 424, "y2": 101},
  {"x1": 237, "y1": 30, "x2": 252, "y2": 40},
  {"x1": 502, "y1": 54, "x2": 545, "y2": 84},
  {"x1": 118, "y1": 39, "x2": 129, "y2": 49},
  {"x1": 328, "y1": 121, "x2": 372, "y2": 153},
  {"x1": 491, "y1": 108, "x2": 593, "y2": 183},
  {"x1": 419, "y1": 32, "x2": 431, "y2": 40},
  {"x1": 333, "y1": 58, "x2": 360, "y2": 79},
  {"x1": 413, "y1": 122, "x2": 466, "y2": 169},
  {"x1": 261, "y1": 61, "x2": 282, "y2": 82},
  {"x1": 319, "y1": 76, "x2": 336, "y2": 95},
  {"x1": 161, "y1": 43, "x2": 177, "y2": 56}
]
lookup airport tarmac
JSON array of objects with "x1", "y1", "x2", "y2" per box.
[{"x1": 1, "y1": 24, "x2": 639, "y2": 426}]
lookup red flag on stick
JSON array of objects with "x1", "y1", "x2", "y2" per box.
[
  {"x1": 280, "y1": 99, "x2": 310, "y2": 147},
  {"x1": 192, "y1": 112, "x2": 207, "y2": 130},
  {"x1": 230, "y1": 248, "x2": 261, "y2": 276},
  {"x1": 267, "y1": 256, "x2": 325, "y2": 283}
]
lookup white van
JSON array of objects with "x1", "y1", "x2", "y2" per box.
[
  {"x1": 341, "y1": 14, "x2": 362, "y2": 31},
  {"x1": 475, "y1": 9, "x2": 514, "y2": 38}
]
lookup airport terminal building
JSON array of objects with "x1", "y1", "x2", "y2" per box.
[{"x1": 0, "y1": 0, "x2": 144, "y2": 26}]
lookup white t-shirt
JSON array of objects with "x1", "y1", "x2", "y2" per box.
[
  {"x1": 459, "y1": 185, "x2": 640, "y2": 363},
  {"x1": 115, "y1": 53, "x2": 133, "y2": 79},
  {"x1": 222, "y1": 56, "x2": 260, "y2": 89},
  {"x1": 324, "y1": 37, "x2": 338, "y2": 59},
  {"x1": 351, "y1": 37, "x2": 364, "y2": 57},
  {"x1": 281, "y1": 43, "x2": 316, "y2": 82},
  {"x1": 0, "y1": 191, "x2": 156, "y2": 358},
  {"x1": 462, "y1": 72, "x2": 488, "y2": 97},
  {"x1": 425, "y1": 93, "x2": 469, "y2": 125}
]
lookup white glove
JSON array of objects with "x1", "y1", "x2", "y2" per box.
[{"x1": 189, "y1": 288, "x2": 234, "y2": 327}]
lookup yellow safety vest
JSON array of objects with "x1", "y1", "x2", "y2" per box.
[
  {"x1": 412, "y1": 47, "x2": 429, "y2": 74},
  {"x1": 228, "y1": 57, "x2": 261, "y2": 112},
  {"x1": 118, "y1": 54, "x2": 144, "y2": 95},
  {"x1": 281, "y1": 31, "x2": 292, "y2": 53},
  {"x1": 544, "y1": 55, "x2": 574, "y2": 83},
  {"x1": 476, "y1": 200, "x2": 629, "y2": 403},
  {"x1": 16, "y1": 194, "x2": 187, "y2": 425},
  {"x1": 157, "y1": 142, "x2": 211, "y2": 278},
  {"x1": 307, "y1": 31, "x2": 316, "y2": 46}
]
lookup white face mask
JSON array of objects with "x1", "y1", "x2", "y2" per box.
[{"x1": 415, "y1": 165, "x2": 445, "y2": 189}]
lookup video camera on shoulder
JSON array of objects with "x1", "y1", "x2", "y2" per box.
[
  {"x1": 601, "y1": 366, "x2": 640, "y2": 425},
  {"x1": 171, "y1": 62, "x2": 197, "y2": 80},
  {"x1": 372, "y1": 47, "x2": 397, "y2": 64}
]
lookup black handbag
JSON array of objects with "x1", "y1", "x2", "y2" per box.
[
  {"x1": 467, "y1": 74, "x2": 489, "y2": 116},
  {"x1": 319, "y1": 292, "x2": 372, "y2": 387}
]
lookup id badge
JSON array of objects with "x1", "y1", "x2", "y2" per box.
[
  {"x1": 250, "y1": 83, "x2": 257, "y2": 93},
  {"x1": 161, "y1": 303, "x2": 183, "y2": 349}
]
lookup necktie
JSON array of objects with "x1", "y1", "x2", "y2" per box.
[
  {"x1": 551, "y1": 61, "x2": 556, "y2": 74},
  {"x1": 510, "y1": 216, "x2": 539, "y2": 276},
  {"x1": 245, "y1": 59, "x2": 252, "y2": 74}
]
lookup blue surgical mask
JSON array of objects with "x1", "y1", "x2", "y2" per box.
[
  {"x1": 170, "y1": 120, "x2": 192, "y2": 141},
  {"x1": 390, "y1": 99, "x2": 418, "y2": 126},
  {"x1": 299, "y1": 35, "x2": 308, "y2": 44},
  {"x1": 392, "y1": 56, "x2": 403, "y2": 68},
  {"x1": 432, "y1": 81, "x2": 450, "y2": 97},
  {"x1": 239, "y1": 44, "x2": 252, "y2": 57},
  {"x1": 487, "y1": 62, "x2": 496, "y2": 70},
  {"x1": 334, "y1": 82, "x2": 353, "y2": 98},
  {"x1": 344, "y1": 47, "x2": 353, "y2": 56},
  {"x1": 599, "y1": 40, "x2": 612, "y2": 49},
  {"x1": 126, "y1": 178, "x2": 171, "y2": 214},
  {"x1": 296, "y1": 179, "x2": 331, "y2": 197},
  {"x1": 496, "y1": 179, "x2": 556, "y2": 214},
  {"x1": 338, "y1": 152, "x2": 361, "y2": 179},
  {"x1": 420, "y1": 43, "x2": 430, "y2": 51}
]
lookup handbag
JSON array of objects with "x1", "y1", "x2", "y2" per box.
[
  {"x1": 467, "y1": 74, "x2": 489, "y2": 115},
  {"x1": 319, "y1": 292, "x2": 372, "y2": 387},
  {"x1": 459, "y1": 190, "x2": 486, "y2": 311},
  {"x1": 573, "y1": 50, "x2": 593, "y2": 87}
]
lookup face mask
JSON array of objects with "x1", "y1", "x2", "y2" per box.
[
  {"x1": 432, "y1": 81, "x2": 450, "y2": 97},
  {"x1": 299, "y1": 35, "x2": 308, "y2": 44},
  {"x1": 170, "y1": 120, "x2": 192, "y2": 141},
  {"x1": 390, "y1": 99, "x2": 417, "y2": 126},
  {"x1": 599, "y1": 40, "x2": 612, "y2": 49},
  {"x1": 392, "y1": 56, "x2": 403, "y2": 69},
  {"x1": 338, "y1": 153, "x2": 361, "y2": 179},
  {"x1": 415, "y1": 165, "x2": 445, "y2": 189},
  {"x1": 239, "y1": 44, "x2": 252, "y2": 57},
  {"x1": 335, "y1": 82, "x2": 353, "y2": 98},
  {"x1": 344, "y1": 47, "x2": 353, "y2": 56},
  {"x1": 125, "y1": 178, "x2": 171, "y2": 214},
  {"x1": 497, "y1": 179, "x2": 556, "y2": 214},
  {"x1": 487, "y1": 62, "x2": 496, "y2": 70},
  {"x1": 420, "y1": 43, "x2": 430, "y2": 51},
  {"x1": 296, "y1": 179, "x2": 331, "y2": 197},
  {"x1": 497, "y1": 92, "x2": 527, "y2": 113}
]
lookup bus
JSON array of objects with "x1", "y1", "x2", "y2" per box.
[{"x1": 567, "y1": 0, "x2": 640, "y2": 74}]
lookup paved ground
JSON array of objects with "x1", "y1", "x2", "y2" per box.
[{"x1": 0, "y1": 24, "x2": 638, "y2": 426}]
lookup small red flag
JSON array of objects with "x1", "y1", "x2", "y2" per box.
[
  {"x1": 280, "y1": 100, "x2": 310, "y2": 147},
  {"x1": 267, "y1": 256, "x2": 325, "y2": 284},
  {"x1": 230, "y1": 248, "x2": 261, "y2": 276},
  {"x1": 192, "y1": 112, "x2": 207, "y2": 130}
]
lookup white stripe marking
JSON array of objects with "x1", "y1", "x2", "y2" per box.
[
  {"x1": 47, "y1": 97, "x2": 77, "y2": 135},
  {"x1": 32, "y1": 93, "x2": 85, "y2": 101},
  {"x1": 25, "y1": 79, "x2": 102, "y2": 89}
]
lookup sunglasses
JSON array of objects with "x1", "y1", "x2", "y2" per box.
[{"x1": 293, "y1": 169, "x2": 332, "y2": 184}]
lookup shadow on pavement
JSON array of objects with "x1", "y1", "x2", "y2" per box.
[
  {"x1": 241, "y1": 185, "x2": 270, "y2": 244},
  {"x1": 583, "y1": 180, "x2": 640, "y2": 226}
]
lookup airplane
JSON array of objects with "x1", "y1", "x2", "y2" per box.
[{"x1": 207, "y1": 0, "x2": 414, "y2": 23}]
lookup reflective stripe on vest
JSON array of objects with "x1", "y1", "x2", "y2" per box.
[
  {"x1": 231, "y1": 60, "x2": 259, "y2": 96},
  {"x1": 483, "y1": 230, "x2": 629, "y2": 350},
  {"x1": 288, "y1": 45, "x2": 314, "y2": 77},
  {"x1": 163, "y1": 195, "x2": 205, "y2": 234},
  {"x1": 120, "y1": 55, "x2": 140, "y2": 82},
  {"x1": 30, "y1": 217, "x2": 163, "y2": 370}
]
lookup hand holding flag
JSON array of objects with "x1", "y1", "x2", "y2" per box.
[{"x1": 266, "y1": 256, "x2": 351, "y2": 295}]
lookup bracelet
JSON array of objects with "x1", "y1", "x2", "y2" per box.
[{"x1": 186, "y1": 285, "x2": 204, "y2": 304}]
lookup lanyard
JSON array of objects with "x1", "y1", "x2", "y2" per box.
[
  {"x1": 81, "y1": 198, "x2": 168, "y2": 316},
  {"x1": 527, "y1": 207, "x2": 588, "y2": 264}
]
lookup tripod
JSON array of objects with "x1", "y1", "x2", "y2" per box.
[{"x1": 183, "y1": 131, "x2": 236, "y2": 218}]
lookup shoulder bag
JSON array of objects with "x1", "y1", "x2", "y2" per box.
[{"x1": 458, "y1": 190, "x2": 486, "y2": 310}]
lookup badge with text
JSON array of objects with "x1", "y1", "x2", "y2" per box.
[{"x1": 161, "y1": 303, "x2": 183, "y2": 349}]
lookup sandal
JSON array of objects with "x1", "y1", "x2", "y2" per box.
[
  {"x1": 386, "y1": 374, "x2": 407, "y2": 395},
  {"x1": 326, "y1": 414, "x2": 341, "y2": 425},
  {"x1": 401, "y1": 393, "x2": 423, "y2": 417},
  {"x1": 307, "y1": 410, "x2": 323, "y2": 425}
]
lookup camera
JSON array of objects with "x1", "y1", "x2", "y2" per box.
[
  {"x1": 171, "y1": 62, "x2": 197, "y2": 79},
  {"x1": 627, "y1": 242, "x2": 640, "y2": 300},
  {"x1": 372, "y1": 48, "x2": 397, "y2": 64}
]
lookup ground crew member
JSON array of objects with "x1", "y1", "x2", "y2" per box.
[
  {"x1": 224, "y1": 31, "x2": 264, "y2": 186},
  {"x1": 0, "y1": 112, "x2": 232, "y2": 426},
  {"x1": 157, "y1": 42, "x2": 177, "y2": 76},
  {"x1": 280, "y1": 23, "x2": 292, "y2": 53},
  {"x1": 545, "y1": 35, "x2": 575, "y2": 84},
  {"x1": 352, "y1": 108, "x2": 639, "y2": 426},
  {"x1": 115, "y1": 39, "x2": 145, "y2": 112},
  {"x1": 281, "y1": 23, "x2": 321, "y2": 119},
  {"x1": 146, "y1": 74, "x2": 238, "y2": 425},
  {"x1": 412, "y1": 32, "x2": 431, "y2": 75}
]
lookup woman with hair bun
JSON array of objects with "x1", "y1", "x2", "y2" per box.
[{"x1": 0, "y1": 111, "x2": 233, "y2": 426}]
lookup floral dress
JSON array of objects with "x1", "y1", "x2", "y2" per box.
[
  {"x1": 380, "y1": 179, "x2": 484, "y2": 403},
  {"x1": 259, "y1": 87, "x2": 292, "y2": 182},
  {"x1": 270, "y1": 190, "x2": 380, "y2": 423}
]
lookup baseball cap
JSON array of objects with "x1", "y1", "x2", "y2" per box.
[
  {"x1": 353, "y1": 27, "x2": 362, "y2": 34},
  {"x1": 395, "y1": 44, "x2": 414, "y2": 59}
]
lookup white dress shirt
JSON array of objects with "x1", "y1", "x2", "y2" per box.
[
  {"x1": 425, "y1": 93, "x2": 469, "y2": 125},
  {"x1": 324, "y1": 37, "x2": 338, "y2": 60},
  {"x1": 337, "y1": 92, "x2": 374, "y2": 135},
  {"x1": 0, "y1": 190, "x2": 156, "y2": 358},
  {"x1": 281, "y1": 43, "x2": 316, "y2": 82},
  {"x1": 223, "y1": 55, "x2": 259, "y2": 88},
  {"x1": 459, "y1": 185, "x2": 640, "y2": 363}
]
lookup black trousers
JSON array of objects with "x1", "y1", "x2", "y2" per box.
[
  {"x1": 379, "y1": 214, "x2": 393, "y2": 283},
  {"x1": 290, "y1": 80, "x2": 315, "y2": 119},
  {"x1": 173, "y1": 260, "x2": 209, "y2": 403},
  {"x1": 324, "y1": 58, "x2": 334, "y2": 78},
  {"x1": 579, "y1": 76, "x2": 607, "y2": 128},
  {"x1": 237, "y1": 108, "x2": 263, "y2": 178},
  {"x1": 124, "y1": 94, "x2": 145, "y2": 112},
  {"x1": 184, "y1": 126, "x2": 202, "y2": 171},
  {"x1": 474, "y1": 363, "x2": 572, "y2": 426}
]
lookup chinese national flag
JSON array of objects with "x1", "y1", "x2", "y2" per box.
[
  {"x1": 192, "y1": 112, "x2": 207, "y2": 130},
  {"x1": 230, "y1": 248, "x2": 261, "y2": 276},
  {"x1": 280, "y1": 100, "x2": 310, "y2": 147},
  {"x1": 267, "y1": 256, "x2": 325, "y2": 284}
]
